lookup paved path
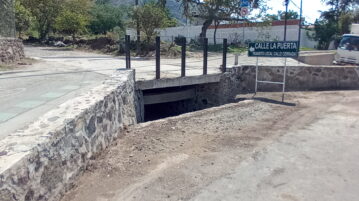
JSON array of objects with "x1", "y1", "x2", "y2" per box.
[
  {"x1": 0, "y1": 47, "x2": 110, "y2": 138},
  {"x1": 61, "y1": 91, "x2": 359, "y2": 201}
]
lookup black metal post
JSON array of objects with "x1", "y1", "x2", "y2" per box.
[
  {"x1": 156, "y1": 36, "x2": 161, "y2": 79},
  {"x1": 181, "y1": 37, "x2": 186, "y2": 77},
  {"x1": 297, "y1": 0, "x2": 303, "y2": 51},
  {"x1": 222, "y1": 38, "x2": 227, "y2": 73},
  {"x1": 203, "y1": 38, "x2": 208, "y2": 75},
  {"x1": 125, "y1": 35, "x2": 131, "y2": 69}
]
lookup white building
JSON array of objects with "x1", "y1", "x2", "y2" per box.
[{"x1": 127, "y1": 20, "x2": 318, "y2": 48}]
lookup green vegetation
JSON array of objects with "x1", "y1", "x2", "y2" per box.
[
  {"x1": 263, "y1": 10, "x2": 299, "y2": 21},
  {"x1": 18, "y1": 0, "x2": 114, "y2": 40},
  {"x1": 15, "y1": 0, "x2": 32, "y2": 38},
  {"x1": 300, "y1": 47, "x2": 315, "y2": 51},
  {"x1": 54, "y1": 0, "x2": 92, "y2": 41},
  {"x1": 228, "y1": 46, "x2": 247, "y2": 54},
  {"x1": 130, "y1": 1, "x2": 177, "y2": 44},
  {"x1": 89, "y1": 4, "x2": 125, "y2": 35},
  {"x1": 14, "y1": 0, "x2": 178, "y2": 56},
  {"x1": 309, "y1": 0, "x2": 359, "y2": 49},
  {"x1": 22, "y1": 0, "x2": 63, "y2": 40},
  {"x1": 189, "y1": 42, "x2": 247, "y2": 54}
]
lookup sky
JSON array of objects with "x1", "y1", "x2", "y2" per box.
[{"x1": 265, "y1": 0, "x2": 330, "y2": 23}]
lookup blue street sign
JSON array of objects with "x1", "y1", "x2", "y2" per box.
[
  {"x1": 241, "y1": 0, "x2": 249, "y2": 7},
  {"x1": 248, "y1": 41, "x2": 299, "y2": 57}
]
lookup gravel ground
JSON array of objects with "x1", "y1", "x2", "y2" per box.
[{"x1": 61, "y1": 91, "x2": 359, "y2": 201}]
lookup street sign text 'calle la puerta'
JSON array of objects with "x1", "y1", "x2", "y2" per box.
[{"x1": 248, "y1": 41, "x2": 299, "y2": 57}]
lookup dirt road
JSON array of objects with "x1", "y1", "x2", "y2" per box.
[{"x1": 61, "y1": 91, "x2": 359, "y2": 201}]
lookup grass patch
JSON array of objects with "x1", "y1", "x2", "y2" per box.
[
  {"x1": 0, "y1": 58, "x2": 37, "y2": 71},
  {"x1": 0, "y1": 64, "x2": 10, "y2": 70},
  {"x1": 189, "y1": 42, "x2": 248, "y2": 54},
  {"x1": 300, "y1": 47, "x2": 316, "y2": 51},
  {"x1": 228, "y1": 46, "x2": 247, "y2": 54}
]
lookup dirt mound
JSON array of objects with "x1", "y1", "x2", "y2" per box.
[{"x1": 87, "y1": 37, "x2": 116, "y2": 50}]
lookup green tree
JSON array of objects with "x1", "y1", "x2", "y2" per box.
[
  {"x1": 15, "y1": 0, "x2": 32, "y2": 38},
  {"x1": 311, "y1": 0, "x2": 359, "y2": 49},
  {"x1": 22, "y1": 0, "x2": 64, "y2": 40},
  {"x1": 338, "y1": 12, "x2": 354, "y2": 35},
  {"x1": 263, "y1": 10, "x2": 299, "y2": 21},
  {"x1": 131, "y1": 1, "x2": 177, "y2": 44},
  {"x1": 55, "y1": 11, "x2": 88, "y2": 41},
  {"x1": 54, "y1": 0, "x2": 92, "y2": 41},
  {"x1": 311, "y1": 17, "x2": 337, "y2": 49},
  {"x1": 353, "y1": 9, "x2": 359, "y2": 23},
  {"x1": 89, "y1": 4, "x2": 125, "y2": 34}
]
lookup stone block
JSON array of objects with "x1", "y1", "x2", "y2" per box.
[{"x1": 0, "y1": 38, "x2": 24, "y2": 64}]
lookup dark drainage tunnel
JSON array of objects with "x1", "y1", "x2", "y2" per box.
[{"x1": 142, "y1": 86, "x2": 198, "y2": 122}]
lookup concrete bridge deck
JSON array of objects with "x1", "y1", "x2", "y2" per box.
[{"x1": 136, "y1": 73, "x2": 222, "y2": 90}]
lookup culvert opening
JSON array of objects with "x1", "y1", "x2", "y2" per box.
[
  {"x1": 144, "y1": 99, "x2": 196, "y2": 121},
  {"x1": 142, "y1": 86, "x2": 198, "y2": 122}
]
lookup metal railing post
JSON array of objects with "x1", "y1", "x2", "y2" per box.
[
  {"x1": 222, "y1": 38, "x2": 227, "y2": 72},
  {"x1": 203, "y1": 38, "x2": 208, "y2": 75},
  {"x1": 234, "y1": 54, "x2": 239, "y2": 66},
  {"x1": 156, "y1": 36, "x2": 160, "y2": 79},
  {"x1": 125, "y1": 35, "x2": 131, "y2": 69},
  {"x1": 181, "y1": 37, "x2": 186, "y2": 77}
]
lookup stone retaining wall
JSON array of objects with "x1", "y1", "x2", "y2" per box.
[
  {"x1": 0, "y1": 70, "x2": 138, "y2": 201},
  {"x1": 193, "y1": 65, "x2": 359, "y2": 108},
  {"x1": 0, "y1": 38, "x2": 25, "y2": 64},
  {"x1": 231, "y1": 65, "x2": 359, "y2": 93}
]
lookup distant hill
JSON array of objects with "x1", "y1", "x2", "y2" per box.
[{"x1": 110, "y1": 0, "x2": 186, "y2": 24}]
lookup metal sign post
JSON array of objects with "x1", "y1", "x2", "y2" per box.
[
  {"x1": 250, "y1": 41, "x2": 299, "y2": 102},
  {"x1": 282, "y1": 58, "x2": 287, "y2": 102},
  {"x1": 255, "y1": 57, "x2": 259, "y2": 94}
]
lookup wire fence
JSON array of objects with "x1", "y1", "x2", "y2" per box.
[{"x1": 0, "y1": 0, "x2": 16, "y2": 38}]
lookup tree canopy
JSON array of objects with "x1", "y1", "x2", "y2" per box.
[
  {"x1": 176, "y1": 0, "x2": 265, "y2": 39},
  {"x1": 130, "y1": 1, "x2": 177, "y2": 44},
  {"x1": 15, "y1": 0, "x2": 32, "y2": 38},
  {"x1": 263, "y1": 10, "x2": 299, "y2": 21},
  {"x1": 311, "y1": 0, "x2": 359, "y2": 49},
  {"x1": 89, "y1": 4, "x2": 125, "y2": 34},
  {"x1": 22, "y1": 0, "x2": 64, "y2": 39},
  {"x1": 54, "y1": 0, "x2": 92, "y2": 41}
]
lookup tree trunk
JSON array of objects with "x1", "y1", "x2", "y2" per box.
[
  {"x1": 158, "y1": 0, "x2": 166, "y2": 8},
  {"x1": 213, "y1": 20, "x2": 220, "y2": 45},
  {"x1": 18, "y1": 30, "x2": 22, "y2": 39},
  {"x1": 199, "y1": 19, "x2": 213, "y2": 41},
  {"x1": 39, "y1": 22, "x2": 49, "y2": 40}
]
